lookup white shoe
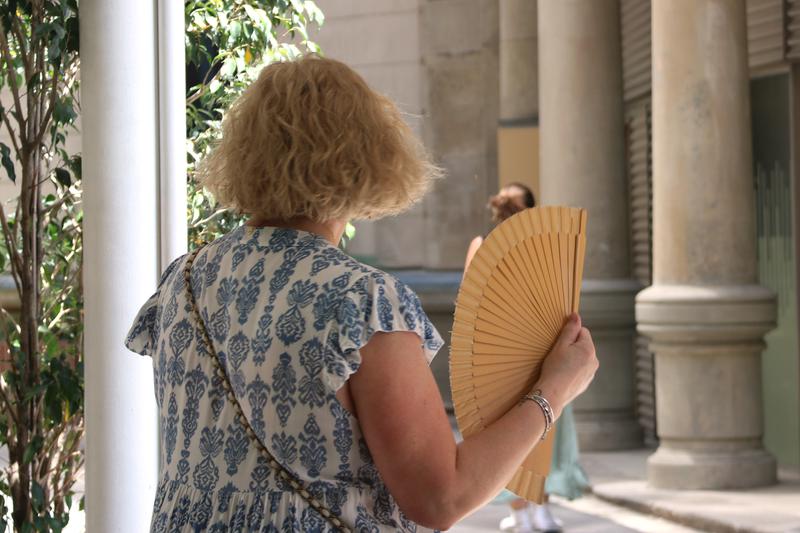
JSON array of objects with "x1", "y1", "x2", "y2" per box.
[
  {"x1": 529, "y1": 503, "x2": 563, "y2": 533},
  {"x1": 499, "y1": 507, "x2": 535, "y2": 532}
]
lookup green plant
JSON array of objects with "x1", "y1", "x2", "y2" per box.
[
  {"x1": 185, "y1": 0, "x2": 325, "y2": 246},
  {"x1": 0, "y1": 0, "x2": 83, "y2": 531}
]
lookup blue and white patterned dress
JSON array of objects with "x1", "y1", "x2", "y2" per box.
[{"x1": 126, "y1": 226, "x2": 444, "y2": 532}]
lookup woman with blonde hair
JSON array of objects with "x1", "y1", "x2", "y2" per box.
[{"x1": 126, "y1": 55, "x2": 598, "y2": 532}]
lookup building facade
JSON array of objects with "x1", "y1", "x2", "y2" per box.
[
  {"x1": 312, "y1": 0, "x2": 800, "y2": 483},
  {"x1": 76, "y1": 1, "x2": 800, "y2": 528}
]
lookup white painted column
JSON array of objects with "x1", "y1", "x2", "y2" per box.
[
  {"x1": 157, "y1": 0, "x2": 188, "y2": 266},
  {"x1": 82, "y1": 0, "x2": 161, "y2": 530},
  {"x1": 538, "y1": 0, "x2": 642, "y2": 450}
]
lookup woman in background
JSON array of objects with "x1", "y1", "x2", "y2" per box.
[{"x1": 465, "y1": 183, "x2": 590, "y2": 533}]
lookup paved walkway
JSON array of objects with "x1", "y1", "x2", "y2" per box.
[
  {"x1": 585, "y1": 450, "x2": 800, "y2": 533},
  {"x1": 451, "y1": 493, "x2": 702, "y2": 532},
  {"x1": 8, "y1": 444, "x2": 800, "y2": 532},
  {"x1": 452, "y1": 448, "x2": 800, "y2": 532}
]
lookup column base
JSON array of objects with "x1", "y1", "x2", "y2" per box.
[
  {"x1": 637, "y1": 284, "x2": 778, "y2": 490},
  {"x1": 575, "y1": 411, "x2": 643, "y2": 451},
  {"x1": 648, "y1": 446, "x2": 777, "y2": 490},
  {"x1": 574, "y1": 279, "x2": 643, "y2": 451}
]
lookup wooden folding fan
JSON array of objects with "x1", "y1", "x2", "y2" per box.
[{"x1": 450, "y1": 206, "x2": 587, "y2": 503}]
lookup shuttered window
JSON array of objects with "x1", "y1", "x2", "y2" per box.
[
  {"x1": 625, "y1": 101, "x2": 657, "y2": 447},
  {"x1": 621, "y1": 0, "x2": 651, "y2": 103},
  {"x1": 787, "y1": 0, "x2": 800, "y2": 60},
  {"x1": 748, "y1": 0, "x2": 786, "y2": 68}
]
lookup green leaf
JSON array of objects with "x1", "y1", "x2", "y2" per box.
[
  {"x1": 53, "y1": 98, "x2": 77, "y2": 125},
  {"x1": 65, "y1": 15, "x2": 79, "y2": 53},
  {"x1": 228, "y1": 20, "x2": 242, "y2": 42},
  {"x1": 208, "y1": 79, "x2": 221, "y2": 94},
  {"x1": 22, "y1": 435, "x2": 44, "y2": 465},
  {"x1": 68, "y1": 154, "x2": 82, "y2": 180},
  {"x1": 54, "y1": 168, "x2": 71, "y2": 187},
  {"x1": 48, "y1": 515, "x2": 64, "y2": 533},
  {"x1": 48, "y1": 39, "x2": 63, "y2": 64},
  {"x1": 31, "y1": 481, "x2": 45, "y2": 511},
  {"x1": 0, "y1": 143, "x2": 15, "y2": 183},
  {"x1": 220, "y1": 57, "x2": 236, "y2": 78},
  {"x1": 242, "y1": 4, "x2": 258, "y2": 22}
]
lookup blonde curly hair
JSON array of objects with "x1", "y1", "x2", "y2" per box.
[{"x1": 199, "y1": 55, "x2": 441, "y2": 221}]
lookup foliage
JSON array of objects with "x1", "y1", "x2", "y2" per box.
[
  {"x1": 185, "y1": 0, "x2": 325, "y2": 247},
  {"x1": 0, "y1": 0, "x2": 83, "y2": 531}
]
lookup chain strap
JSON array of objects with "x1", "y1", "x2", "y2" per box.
[{"x1": 183, "y1": 246, "x2": 351, "y2": 533}]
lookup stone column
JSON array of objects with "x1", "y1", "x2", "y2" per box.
[
  {"x1": 637, "y1": 0, "x2": 777, "y2": 489},
  {"x1": 497, "y1": 0, "x2": 540, "y2": 194},
  {"x1": 500, "y1": 0, "x2": 537, "y2": 123},
  {"x1": 538, "y1": 0, "x2": 642, "y2": 450}
]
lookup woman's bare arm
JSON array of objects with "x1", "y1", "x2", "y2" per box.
[
  {"x1": 348, "y1": 315, "x2": 596, "y2": 530},
  {"x1": 464, "y1": 236, "x2": 483, "y2": 272}
]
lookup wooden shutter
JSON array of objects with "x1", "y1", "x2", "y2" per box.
[
  {"x1": 787, "y1": 0, "x2": 800, "y2": 60},
  {"x1": 625, "y1": 100, "x2": 657, "y2": 446},
  {"x1": 620, "y1": 0, "x2": 651, "y2": 103},
  {"x1": 747, "y1": 0, "x2": 786, "y2": 68}
]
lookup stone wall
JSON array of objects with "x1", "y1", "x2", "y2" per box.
[{"x1": 312, "y1": 0, "x2": 499, "y2": 270}]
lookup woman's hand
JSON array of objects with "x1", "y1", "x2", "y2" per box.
[
  {"x1": 534, "y1": 314, "x2": 598, "y2": 419},
  {"x1": 348, "y1": 315, "x2": 597, "y2": 529}
]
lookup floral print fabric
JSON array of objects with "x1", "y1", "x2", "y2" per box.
[{"x1": 126, "y1": 226, "x2": 443, "y2": 532}]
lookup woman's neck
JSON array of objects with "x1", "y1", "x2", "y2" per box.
[{"x1": 246, "y1": 216, "x2": 346, "y2": 246}]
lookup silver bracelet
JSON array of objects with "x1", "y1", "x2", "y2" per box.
[{"x1": 520, "y1": 389, "x2": 554, "y2": 441}]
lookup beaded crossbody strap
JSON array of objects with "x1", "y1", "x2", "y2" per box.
[{"x1": 183, "y1": 246, "x2": 351, "y2": 533}]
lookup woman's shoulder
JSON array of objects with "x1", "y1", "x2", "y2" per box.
[{"x1": 306, "y1": 241, "x2": 396, "y2": 288}]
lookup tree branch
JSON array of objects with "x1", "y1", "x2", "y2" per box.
[
  {"x1": 186, "y1": 57, "x2": 223, "y2": 106},
  {"x1": 0, "y1": 203, "x2": 24, "y2": 293},
  {"x1": 9, "y1": 13, "x2": 32, "y2": 84},
  {"x1": 35, "y1": 69, "x2": 59, "y2": 148},
  {"x1": 1, "y1": 104, "x2": 22, "y2": 159},
  {"x1": 43, "y1": 263, "x2": 80, "y2": 321},
  {"x1": 0, "y1": 27, "x2": 27, "y2": 139},
  {"x1": 0, "y1": 383, "x2": 20, "y2": 427}
]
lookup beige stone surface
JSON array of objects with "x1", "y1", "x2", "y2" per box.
[
  {"x1": 499, "y1": 0, "x2": 538, "y2": 121},
  {"x1": 419, "y1": 0, "x2": 499, "y2": 269},
  {"x1": 639, "y1": 0, "x2": 777, "y2": 490},
  {"x1": 651, "y1": 0, "x2": 756, "y2": 286},
  {"x1": 576, "y1": 280, "x2": 643, "y2": 450},
  {"x1": 313, "y1": 0, "x2": 499, "y2": 269},
  {"x1": 538, "y1": 0, "x2": 629, "y2": 280},
  {"x1": 637, "y1": 284, "x2": 777, "y2": 488},
  {"x1": 537, "y1": 0, "x2": 639, "y2": 450},
  {"x1": 318, "y1": 0, "x2": 410, "y2": 18},
  {"x1": 588, "y1": 450, "x2": 800, "y2": 533},
  {"x1": 310, "y1": 7, "x2": 420, "y2": 66}
]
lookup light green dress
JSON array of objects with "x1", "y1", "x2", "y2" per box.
[{"x1": 494, "y1": 403, "x2": 589, "y2": 502}]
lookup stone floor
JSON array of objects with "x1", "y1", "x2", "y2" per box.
[
  {"x1": 584, "y1": 450, "x2": 800, "y2": 533},
  {"x1": 450, "y1": 493, "x2": 703, "y2": 532},
  {"x1": 6, "y1": 445, "x2": 800, "y2": 532}
]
